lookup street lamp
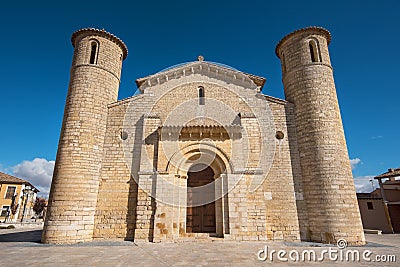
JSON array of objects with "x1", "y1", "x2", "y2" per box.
[
  {"x1": 369, "y1": 179, "x2": 374, "y2": 192},
  {"x1": 5, "y1": 194, "x2": 17, "y2": 223},
  {"x1": 20, "y1": 185, "x2": 32, "y2": 223}
]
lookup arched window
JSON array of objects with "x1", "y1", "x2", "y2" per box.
[
  {"x1": 309, "y1": 40, "x2": 322, "y2": 63},
  {"x1": 89, "y1": 41, "x2": 98, "y2": 64},
  {"x1": 198, "y1": 86, "x2": 205, "y2": 105}
]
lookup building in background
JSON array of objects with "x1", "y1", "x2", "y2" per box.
[
  {"x1": 375, "y1": 168, "x2": 400, "y2": 233},
  {"x1": 357, "y1": 192, "x2": 392, "y2": 233},
  {"x1": 0, "y1": 171, "x2": 39, "y2": 223},
  {"x1": 357, "y1": 168, "x2": 400, "y2": 233}
]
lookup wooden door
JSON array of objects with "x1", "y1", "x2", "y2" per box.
[
  {"x1": 388, "y1": 204, "x2": 400, "y2": 233},
  {"x1": 186, "y1": 165, "x2": 216, "y2": 233}
]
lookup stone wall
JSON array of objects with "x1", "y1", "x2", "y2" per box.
[{"x1": 93, "y1": 68, "x2": 303, "y2": 242}]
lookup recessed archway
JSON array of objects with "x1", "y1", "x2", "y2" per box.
[{"x1": 165, "y1": 142, "x2": 231, "y2": 238}]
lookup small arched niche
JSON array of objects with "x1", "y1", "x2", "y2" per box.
[
  {"x1": 89, "y1": 39, "x2": 99, "y2": 64},
  {"x1": 281, "y1": 52, "x2": 286, "y2": 73},
  {"x1": 198, "y1": 86, "x2": 205, "y2": 105},
  {"x1": 308, "y1": 39, "x2": 322, "y2": 63}
]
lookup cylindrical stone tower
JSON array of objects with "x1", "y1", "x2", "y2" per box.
[
  {"x1": 42, "y1": 28, "x2": 128, "y2": 244},
  {"x1": 276, "y1": 27, "x2": 365, "y2": 245}
]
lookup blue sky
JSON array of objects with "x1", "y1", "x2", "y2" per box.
[{"x1": 0, "y1": 0, "x2": 399, "y2": 196}]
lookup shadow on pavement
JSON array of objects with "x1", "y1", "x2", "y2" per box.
[{"x1": 0, "y1": 230, "x2": 42, "y2": 243}]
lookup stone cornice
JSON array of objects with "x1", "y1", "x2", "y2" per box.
[
  {"x1": 135, "y1": 61, "x2": 266, "y2": 92},
  {"x1": 71, "y1": 28, "x2": 128, "y2": 60},
  {"x1": 275, "y1": 26, "x2": 331, "y2": 58},
  {"x1": 232, "y1": 169, "x2": 263, "y2": 175},
  {"x1": 73, "y1": 64, "x2": 121, "y2": 81}
]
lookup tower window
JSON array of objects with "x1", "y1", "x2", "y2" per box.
[
  {"x1": 198, "y1": 86, "x2": 205, "y2": 105},
  {"x1": 367, "y1": 202, "x2": 374, "y2": 210},
  {"x1": 281, "y1": 53, "x2": 286, "y2": 73},
  {"x1": 89, "y1": 42, "x2": 98, "y2": 64},
  {"x1": 309, "y1": 40, "x2": 321, "y2": 63}
]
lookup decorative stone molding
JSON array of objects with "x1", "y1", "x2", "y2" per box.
[
  {"x1": 275, "y1": 26, "x2": 331, "y2": 57},
  {"x1": 232, "y1": 169, "x2": 263, "y2": 175},
  {"x1": 71, "y1": 28, "x2": 128, "y2": 59},
  {"x1": 135, "y1": 61, "x2": 265, "y2": 93}
]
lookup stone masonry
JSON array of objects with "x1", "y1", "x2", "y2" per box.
[
  {"x1": 42, "y1": 27, "x2": 365, "y2": 245},
  {"x1": 276, "y1": 27, "x2": 365, "y2": 245},
  {"x1": 42, "y1": 29, "x2": 127, "y2": 244}
]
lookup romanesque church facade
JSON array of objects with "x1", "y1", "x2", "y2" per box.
[{"x1": 42, "y1": 27, "x2": 365, "y2": 245}]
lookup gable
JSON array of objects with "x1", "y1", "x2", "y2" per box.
[{"x1": 135, "y1": 61, "x2": 266, "y2": 94}]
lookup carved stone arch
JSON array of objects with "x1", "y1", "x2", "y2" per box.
[
  {"x1": 307, "y1": 37, "x2": 322, "y2": 63},
  {"x1": 88, "y1": 38, "x2": 100, "y2": 64},
  {"x1": 166, "y1": 142, "x2": 232, "y2": 176},
  {"x1": 173, "y1": 142, "x2": 231, "y2": 236},
  {"x1": 177, "y1": 150, "x2": 225, "y2": 178}
]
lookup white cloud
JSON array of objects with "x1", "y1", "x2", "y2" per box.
[
  {"x1": 12, "y1": 158, "x2": 55, "y2": 198},
  {"x1": 350, "y1": 158, "x2": 361, "y2": 170},
  {"x1": 353, "y1": 175, "x2": 378, "y2": 193}
]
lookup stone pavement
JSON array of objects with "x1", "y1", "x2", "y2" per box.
[{"x1": 0, "y1": 226, "x2": 399, "y2": 266}]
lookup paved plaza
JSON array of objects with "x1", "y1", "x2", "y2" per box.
[{"x1": 0, "y1": 225, "x2": 399, "y2": 266}]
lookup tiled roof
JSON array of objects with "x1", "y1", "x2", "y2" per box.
[
  {"x1": 0, "y1": 171, "x2": 39, "y2": 191},
  {"x1": 183, "y1": 117, "x2": 236, "y2": 127},
  {"x1": 162, "y1": 125, "x2": 242, "y2": 130},
  {"x1": 0, "y1": 171, "x2": 28, "y2": 184},
  {"x1": 375, "y1": 168, "x2": 400, "y2": 179},
  {"x1": 161, "y1": 117, "x2": 242, "y2": 129}
]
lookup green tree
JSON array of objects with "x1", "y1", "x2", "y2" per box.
[
  {"x1": 10, "y1": 195, "x2": 18, "y2": 216},
  {"x1": 33, "y1": 197, "x2": 47, "y2": 218}
]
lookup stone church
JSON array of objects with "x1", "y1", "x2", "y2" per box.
[{"x1": 42, "y1": 27, "x2": 365, "y2": 245}]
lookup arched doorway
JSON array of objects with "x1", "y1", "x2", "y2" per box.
[{"x1": 186, "y1": 164, "x2": 216, "y2": 233}]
